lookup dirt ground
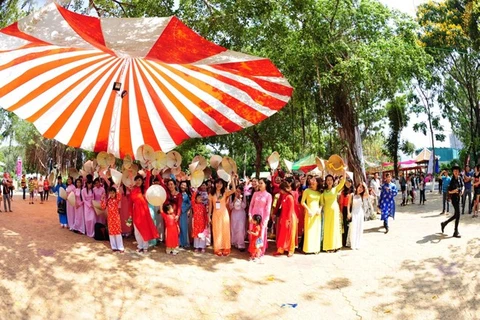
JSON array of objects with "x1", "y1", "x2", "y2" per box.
[{"x1": 0, "y1": 191, "x2": 479, "y2": 320}]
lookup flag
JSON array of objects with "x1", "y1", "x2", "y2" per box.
[{"x1": 16, "y1": 157, "x2": 22, "y2": 178}]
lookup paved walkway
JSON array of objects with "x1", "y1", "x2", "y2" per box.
[{"x1": 0, "y1": 192, "x2": 479, "y2": 320}]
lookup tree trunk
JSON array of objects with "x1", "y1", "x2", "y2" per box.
[{"x1": 247, "y1": 128, "x2": 263, "y2": 179}]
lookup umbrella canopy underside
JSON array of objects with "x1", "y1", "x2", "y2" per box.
[{"x1": 0, "y1": 3, "x2": 292, "y2": 159}]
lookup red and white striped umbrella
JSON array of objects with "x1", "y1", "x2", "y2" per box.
[{"x1": 0, "y1": 3, "x2": 292, "y2": 159}]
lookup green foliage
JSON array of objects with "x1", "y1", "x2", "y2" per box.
[{"x1": 385, "y1": 95, "x2": 410, "y2": 177}]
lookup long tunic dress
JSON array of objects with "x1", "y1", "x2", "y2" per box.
[
  {"x1": 93, "y1": 186, "x2": 106, "y2": 225},
  {"x1": 66, "y1": 184, "x2": 76, "y2": 230},
  {"x1": 276, "y1": 193, "x2": 297, "y2": 254},
  {"x1": 192, "y1": 193, "x2": 208, "y2": 249},
  {"x1": 348, "y1": 195, "x2": 365, "y2": 250},
  {"x1": 82, "y1": 188, "x2": 96, "y2": 238},
  {"x1": 322, "y1": 179, "x2": 346, "y2": 251},
  {"x1": 210, "y1": 194, "x2": 231, "y2": 253},
  {"x1": 162, "y1": 212, "x2": 179, "y2": 250},
  {"x1": 131, "y1": 184, "x2": 159, "y2": 242},
  {"x1": 119, "y1": 187, "x2": 133, "y2": 235},
  {"x1": 301, "y1": 188, "x2": 323, "y2": 253},
  {"x1": 101, "y1": 193, "x2": 122, "y2": 235},
  {"x1": 229, "y1": 196, "x2": 246, "y2": 249},
  {"x1": 179, "y1": 192, "x2": 192, "y2": 248},
  {"x1": 380, "y1": 182, "x2": 398, "y2": 221},
  {"x1": 248, "y1": 190, "x2": 272, "y2": 256},
  {"x1": 73, "y1": 187, "x2": 85, "y2": 235},
  {"x1": 51, "y1": 183, "x2": 67, "y2": 226}
]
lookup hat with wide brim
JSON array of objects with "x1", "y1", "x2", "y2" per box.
[
  {"x1": 67, "y1": 191, "x2": 76, "y2": 207},
  {"x1": 68, "y1": 168, "x2": 79, "y2": 180},
  {"x1": 107, "y1": 153, "x2": 116, "y2": 167},
  {"x1": 153, "y1": 151, "x2": 168, "y2": 170},
  {"x1": 171, "y1": 166, "x2": 182, "y2": 176},
  {"x1": 48, "y1": 172, "x2": 55, "y2": 186},
  {"x1": 191, "y1": 155, "x2": 207, "y2": 172},
  {"x1": 166, "y1": 151, "x2": 182, "y2": 169},
  {"x1": 110, "y1": 168, "x2": 122, "y2": 186},
  {"x1": 268, "y1": 151, "x2": 280, "y2": 170},
  {"x1": 221, "y1": 157, "x2": 237, "y2": 174},
  {"x1": 59, "y1": 187, "x2": 67, "y2": 200},
  {"x1": 92, "y1": 200, "x2": 106, "y2": 216},
  {"x1": 136, "y1": 144, "x2": 155, "y2": 169},
  {"x1": 210, "y1": 155, "x2": 222, "y2": 169},
  {"x1": 316, "y1": 157, "x2": 325, "y2": 171},
  {"x1": 326, "y1": 154, "x2": 346, "y2": 175},
  {"x1": 146, "y1": 185, "x2": 167, "y2": 207},
  {"x1": 83, "y1": 160, "x2": 94, "y2": 174},
  {"x1": 217, "y1": 169, "x2": 231, "y2": 182},
  {"x1": 96, "y1": 151, "x2": 109, "y2": 168},
  {"x1": 191, "y1": 170, "x2": 205, "y2": 188},
  {"x1": 122, "y1": 154, "x2": 133, "y2": 170},
  {"x1": 122, "y1": 171, "x2": 134, "y2": 187}
]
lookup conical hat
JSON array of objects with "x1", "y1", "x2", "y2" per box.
[
  {"x1": 162, "y1": 168, "x2": 172, "y2": 179},
  {"x1": 268, "y1": 151, "x2": 280, "y2": 170},
  {"x1": 59, "y1": 187, "x2": 67, "y2": 200},
  {"x1": 166, "y1": 151, "x2": 182, "y2": 168},
  {"x1": 315, "y1": 157, "x2": 325, "y2": 171},
  {"x1": 130, "y1": 164, "x2": 139, "y2": 176},
  {"x1": 135, "y1": 144, "x2": 155, "y2": 162},
  {"x1": 217, "y1": 169, "x2": 231, "y2": 182},
  {"x1": 137, "y1": 170, "x2": 146, "y2": 178},
  {"x1": 283, "y1": 159, "x2": 293, "y2": 173},
  {"x1": 189, "y1": 161, "x2": 199, "y2": 174},
  {"x1": 110, "y1": 169, "x2": 122, "y2": 186},
  {"x1": 171, "y1": 166, "x2": 181, "y2": 176},
  {"x1": 122, "y1": 171, "x2": 134, "y2": 187},
  {"x1": 107, "y1": 153, "x2": 116, "y2": 167},
  {"x1": 346, "y1": 171, "x2": 354, "y2": 181},
  {"x1": 153, "y1": 151, "x2": 167, "y2": 170},
  {"x1": 79, "y1": 169, "x2": 86, "y2": 178},
  {"x1": 146, "y1": 185, "x2": 167, "y2": 207},
  {"x1": 122, "y1": 154, "x2": 133, "y2": 170},
  {"x1": 326, "y1": 154, "x2": 346, "y2": 175},
  {"x1": 192, "y1": 155, "x2": 207, "y2": 171},
  {"x1": 191, "y1": 170, "x2": 205, "y2": 188},
  {"x1": 221, "y1": 157, "x2": 237, "y2": 174},
  {"x1": 93, "y1": 206, "x2": 107, "y2": 216},
  {"x1": 83, "y1": 160, "x2": 94, "y2": 174},
  {"x1": 210, "y1": 155, "x2": 222, "y2": 169},
  {"x1": 203, "y1": 167, "x2": 212, "y2": 179},
  {"x1": 97, "y1": 151, "x2": 109, "y2": 168},
  {"x1": 48, "y1": 172, "x2": 55, "y2": 185},
  {"x1": 68, "y1": 168, "x2": 79, "y2": 180},
  {"x1": 92, "y1": 200, "x2": 102, "y2": 210},
  {"x1": 67, "y1": 192, "x2": 76, "y2": 207}
]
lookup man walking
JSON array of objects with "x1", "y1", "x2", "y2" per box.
[
  {"x1": 441, "y1": 166, "x2": 463, "y2": 238},
  {"x1": 440, "y1": 170, "x2": 451, "y2": 214},
  {"x1": 462, "y1": 165, "x2": 473, "y2": 215},
  {"x1": 370, "y1": 172, "x2": 381, "y2": 214}
]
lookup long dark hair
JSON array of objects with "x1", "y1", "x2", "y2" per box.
[
  {"x1": 85, "y1": 180, "x2": 93, "y2": 194},
  {"x1": 210, "y1": 178, "x2": 226, "y2": 196},
  {"x1": 75, "y1": 178, "x2": 83, "y2": 201},
  {"x1": 356, "y1": 183, "x2": 366, "y2": 198},
  {"x1": 179, "y1": 181, "x2": 191, "y2": 197},
  {"x1": 324, "y1": 174, "x2": 334, "y2": 190},
  {"x1": 342, "y1": 179, "x2": 354, "y2": 196},
  {"x1": 279, "y1": 181, "x2": 292, "y2": 196},
  {"x1": 259, "y1": 178, "x2": 272, "y2": 194},
  {"x1": 135, "y1": 174, "x2": 145, "y2": 194}
]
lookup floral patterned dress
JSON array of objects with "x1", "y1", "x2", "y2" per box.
[{"x1": 101, "y1": 193, "x2": 122, "y2": 235}]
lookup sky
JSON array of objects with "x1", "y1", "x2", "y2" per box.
[{"x1": 378, "y1": 0, "x2": 455, "y2": 151}]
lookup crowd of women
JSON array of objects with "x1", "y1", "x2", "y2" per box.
[{"x1": 51, "y1": 166, "x2": 378, "y2": 259}]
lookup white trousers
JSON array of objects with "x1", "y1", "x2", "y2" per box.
[
  {"x1": 109, "y1": 234, "x2": 124, "y2": 251},
  {"x1": 134, "y1": 226, "x2": 149, "y2": 250}
]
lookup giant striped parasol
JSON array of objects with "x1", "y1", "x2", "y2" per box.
[{"x1": 0, "y1": 3, "x2": 292, "y2": 159}]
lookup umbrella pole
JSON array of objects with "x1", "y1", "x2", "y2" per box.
[{"x1": 108, "y1": 58, "x2": 130, "y2": 157}]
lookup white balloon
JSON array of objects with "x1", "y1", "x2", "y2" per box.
[{"x1": 146, "y1": 185, "x2": 167, "y2": 207}]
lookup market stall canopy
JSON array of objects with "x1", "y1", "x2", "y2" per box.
[
  {"x1": 415, "y1": 148, "x2": 431, "y2": 164},
  {"x1": 0, "y1": 3, "x2": 292, "y2": 159}
]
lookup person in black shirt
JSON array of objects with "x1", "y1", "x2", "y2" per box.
[{"x1": 441, "y1": 166, "x2": 463, "y2": 238}]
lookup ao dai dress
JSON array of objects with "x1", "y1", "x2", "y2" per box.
[
  {"x1": 248, "y1": 191, "x2": 272, "y2": 256},
  {"x1": 93, "y1": 186, "x2": 106, "y2": 224},
  {"x1": 179, "y1": 192, "x2": 192, "y2": 248},
  {"x1": 82, "y1": 188, "x2": 96, "y2": 238},
  {"x1": 348, "y1": 195, "x2": 365, "y2": 250},
  {"x1": 322, "y1": 179, "x2": 345, "y2": 251},
  {"x1": 73, "y1": 187, "x2": 85, "y2": 235},
  {"x1": 229, "y1": 196, "x2": 247, "y2": 249},
  {"x1": 210, "y1": 194, "x2": 231, "y2": 254},
  {"x1": 301, "y1": 188, "x2": 323, "y2": 253}
]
